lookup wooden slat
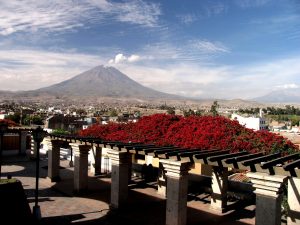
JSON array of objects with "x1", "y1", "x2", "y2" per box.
[
  {"x1": 242, "y1": 152, "x2": 281, "y2": 166},
  {"x1": 208, "y1": 151, "x2": 248, "y2": 162},
  {"x1": 225, "y1": 152, "x2": 264, "y2": 164},
  {"x1": 166, "y1": 149, "x2": 202, "y2": 157},
  {"x1": 143, "y1": 147, "x2": 180, "y2": 155},
  {"x1": 155, "y1": 148, "x2": 190, "y2": 158},
  {"x1": 178, "y1": 150, "x2": 219, "y2": 157},
  {"x1": 121, "y1": 144, "x2": 155, "y2": 151},
  {"x1": 283, "y1": 159, "x2": 300, "y2": 171},
  {"x1": 261, "y1": 153, "x2": 300, "y2": 169},
  {"x1": 193, "y1": 150, "x2": 230, "y2": 163},
  {"x1": 147, "y1": 147, "x2": 182, "y2": 156},
  {"x1": 173, "y1": 149, "x2": 218, "y2": 161}
]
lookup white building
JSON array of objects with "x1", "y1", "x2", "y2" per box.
[{"x1": 231, "y1": 110, "x2": 267, "y2": 131}]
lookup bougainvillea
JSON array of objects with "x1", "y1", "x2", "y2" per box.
[
  {"x1": 0, "y1": 119, "x2": 18, "y2": 127},
  {"x1": 79, "y1": 114, "x2": 298, "y2": 154}
]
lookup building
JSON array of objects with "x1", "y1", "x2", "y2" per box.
[{"x1": 231, "y1": 109, "x2": 267, "y2": 131}]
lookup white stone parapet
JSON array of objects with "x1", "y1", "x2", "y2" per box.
[
  {"x1": 287, "y1": 177, "x2": 300, "y2": 225},
  {"x1": 47, "y1": 139, "x2": 64, "y2": 182},
  {"x1": 160, "y1": 159, "x2": 191, "y2": 178},
  {"x1": 248, "y1": 172, "x2": 287, "y2": 197},
  {"x1": 70, "y1": 142, "x2": 91, "y2": 193},
  {"x1": 107, "y1": 149, "x2": 131, "y2": 209},
  {"x1": 90, "y1": 146, "x2": 102, "y2": 175},
  {"x1": 247, "y1": 172, "x2": 288, "y2": 225},
  {"x1": 211, "y1": 167, "x2": 229, "y2": 213},
  {"x1": 160, "y1": 160, "x2": 192, "y2": 225}
]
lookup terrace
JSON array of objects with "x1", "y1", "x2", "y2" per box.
[{"x1": 1, "y1": 126, "x2": 300, "y2": 225}]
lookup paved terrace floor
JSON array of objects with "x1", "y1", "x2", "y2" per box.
[{"x1": 2, "y1": 153, "x2": 258, "y2": 225}]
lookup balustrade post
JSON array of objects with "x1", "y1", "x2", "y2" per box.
[
  {"x1": 107, "y1": 149, "x2": 131, "y2": 209},
  {"x1": 248, "y1": 172, "x2": 287, "y2": 225},
  {"x1": 287, "y1": 177, "x2": 300, "y2": 225},
  {"x1": 90, "y1": 146, "x2": 102, "y2": 175},
  {"x1": 210, "y1": 166, "x2": 229, "y2": 212},
  {"x1": 70, "y1": 142, "x2": 91, "y2": 193},
  {"x1": 160, "y1": 160, "x2": 191, "y2": 225},
  {"x1": 47, "y1": 139, "x2": 63, "y2": 182}
]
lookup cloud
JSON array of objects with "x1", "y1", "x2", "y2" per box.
[
  {"x1": 113, "y1": 63, "x2": 231, "y2": 98},
  {"x1": 203, "y1": 2, "x2": 227, "y2": 17},
  {"x1": 109, "y1": 53, "x2": 141, "y2": 64},
  {"x1": 128, "y1": 55, "x2": 140, "y2": 62},
  {"x1": 0, "y1": 0, "x2": 161, "y2": 36},
  {"x1": 0, "y1": 49, "x2": 103, "y2": 90},
  {"x1": 114, "y1": 54, "x2": 300, "y2": 99},
  {"x1": 140, "y1": 40, "x2": 230, "y2": 63},
  {"x1": 275, "y1": 84, "x2": 299, "y2": 89},
  {"x1": 234, "y1": 0, "x2": 270, "y2": 8},
  {"x1": 178, "y1": 14, "x2": 197, "y2": 25},
  {"x1": 1, "y1": 47, "x2": 299, "y2": 100},
  {"x1": 113, "y1": 0, "x2": 161, "y2": 27},
  {"x1": 189, "y1": 40, "x2": 230, "y2": 54}
]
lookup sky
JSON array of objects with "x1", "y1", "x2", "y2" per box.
[{"x1": 0, "y1": 0, "x2": 300, "y2": 100}]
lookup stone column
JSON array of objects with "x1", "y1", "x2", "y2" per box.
[
  {"x1": 210, "y1": 167, "x2": 229, "y2": 212},
  {"x1": 160, "y1": 160, "x2": 191, "y2": 225},
  {"x1": 70, "y1": 143, "x2": 91, "y2": 193},
  {"x1": 248, "y1": 172, "x2": 287, "y2": 225},
  {"x1": 90, "y1": 146, "x2": 102, "y2": 176},
  {"x1": 287, "y1": 177, "x2": 300, "y2": 225},
  {"x1": 47, "y1": 139, "x2": 63, "y2": 182},
  {"x1": 107, "y1": 149, "x2": 131, "y2": 209},
  {"x1": 19, "y1": 131, "x2": 28, "y2": 155},
  {"x1": 157, "y1": 162, "x2": 167, "y2": 197}
]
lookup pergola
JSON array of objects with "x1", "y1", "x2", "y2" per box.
[{"x1": 5, "y1": 128, "x2": 300, "y2": 225}]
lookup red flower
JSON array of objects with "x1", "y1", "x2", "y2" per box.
[{"x1": 80, "y1": 114, "x2": 298, "y2": 154}]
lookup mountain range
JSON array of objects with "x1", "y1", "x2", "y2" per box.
[
  {"x1": 252, "y1": 88, "x2": 300, "y2": 103},
  {"x1": 0, "y1": 65, "x2": 299, "y2": 104}
]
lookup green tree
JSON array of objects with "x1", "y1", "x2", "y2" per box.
[
  {"x1": 210, "y1": 101, "x2": 219, "y2": 116},
  {"x1": 109, "y1": 109, "x2": 118, "y2": 117},
  {"x1": 167, "y1": 107, "x2": 175, "y2": 115},
  {"x1": 5, "y1": 113, "x2": 20, "y2": 124}
]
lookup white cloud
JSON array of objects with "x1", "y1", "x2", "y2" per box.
[
  {"x1": 113, "y1": 0, "x2": 161, "y2": 27},
  {"x1": 128, "y1": 55, "x2": 140, "y2": 62},
  {"x1": 275, "y1": 84, "x2": 299, "y2": 89},
  {"x1": 113, "y1": 63, "x2": 231, "y2": 98},
  {"x1": 140, "y1": 40, "x2": 230, "y2": 63},
  {"x1": 0, "y1": 49, "x2": 103, "y2": 90},
  {"x1": 178, "y1": 14, "x2": 197, "y2": 25},
  {"x1": 0, "y1": 47, "x2": 299, "y2": 100},
  {"x1": 189, "y1": 40, "x2": 230, "y2": 54},
  {"x1": 114, "y1": 54, "x2": 300, "y2": 99},
  {"x1": 203, "y1": 2, "x2": 227, "y2": 17},
  {"x1": 109, "y1": 53, "x2": 141, "y2": 64},
  {"x1": 0, "y1": 0, "x2": 161, "y2": 36},
  {"x1": 235, "y1": 0, "x2": 270, "y2": 8}
]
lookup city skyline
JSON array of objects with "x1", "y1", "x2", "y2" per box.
[{"x1": 0, "y1": 0, "x2": 300, "y2": 100}]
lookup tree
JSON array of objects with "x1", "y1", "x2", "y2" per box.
[
  {"x1": 5, "y1": 113, "x2": 20, "y2": 124},
  {"x1": 167, "y1": 107, "x2": 175, "y2": 115},
  {"x1": 210, "y1": 101, "x2": 219, "y2": 116},
  {"x1": 183, "y1": 109, "x2": 202, "y2": 117},
  {"x1": 109, "y1": 109, "x2": 118, "y2": 117}
]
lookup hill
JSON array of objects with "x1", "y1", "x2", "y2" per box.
[{"x1": 253, "y1": 88, "x2": 300, "y2": 103}]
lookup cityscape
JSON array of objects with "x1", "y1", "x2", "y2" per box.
[{"x1": 1, "y1": 1, "x2": 300, "y2": 225}]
